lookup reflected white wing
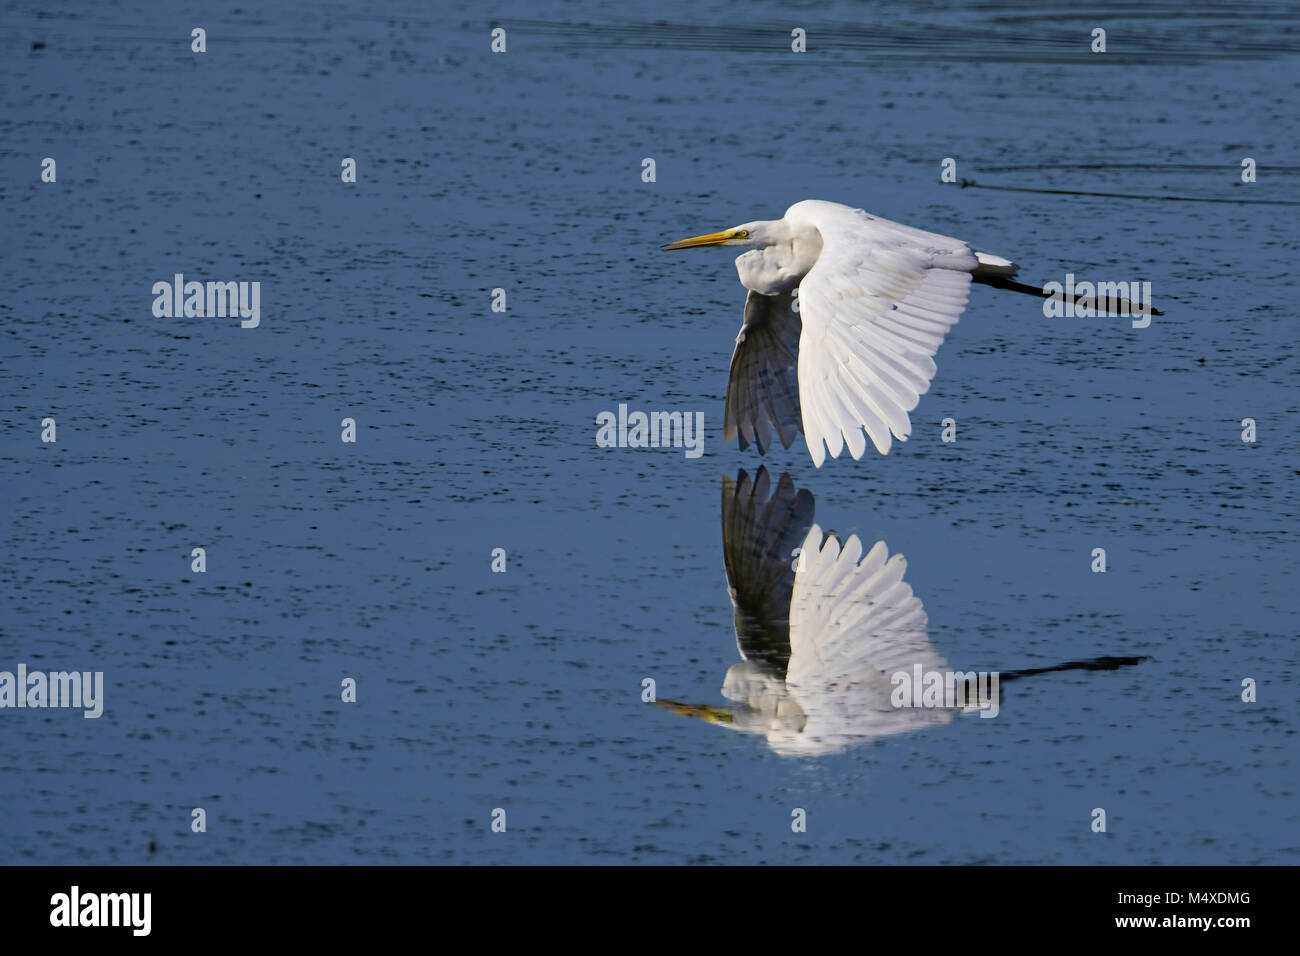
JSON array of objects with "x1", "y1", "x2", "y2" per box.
[
  {"x1": 790, "y1": 201, "x2": 977, "y2": 466},
  {"x1": 775, "y1": 523, "x2": 953, "y2": 755}
]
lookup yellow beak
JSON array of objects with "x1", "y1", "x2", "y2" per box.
[
  {"x1": 662, "y1": 230, "x2": 734, "y2": 251},
  {"x1": 654, "y1": 699, "x2": 735, "y2": 724}
]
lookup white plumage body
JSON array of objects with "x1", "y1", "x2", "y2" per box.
[{"x1": 668, "y1": 199, "x2": 1018, "y2": 467}]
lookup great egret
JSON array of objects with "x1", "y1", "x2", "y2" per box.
[
  {"x1": 664, "y1": 200, "x2": 1158, "y2": 466},
  {"x1": 655, "y1": 468, "x2": 1146, "y2": 756}
]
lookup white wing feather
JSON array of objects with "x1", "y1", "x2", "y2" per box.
[
  {"x1": 775, "y1": 524, "x2": 953, "y2": 755},
  {"x1": 789, "y1": 201, "x2": 976, "y2": 466}
]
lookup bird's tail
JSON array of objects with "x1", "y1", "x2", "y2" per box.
[
  {"x1": 972, "y1": 251, "x2": 1019, "y2": 279},
  {"x1": 972, "y1": 252, "x2": 1163, "y2": 317}
]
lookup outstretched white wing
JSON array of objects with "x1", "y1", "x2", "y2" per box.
[
  {"x1": 776, "y1": 524, "x2": 953, "y2": 755},
  {"x1": 789, "y1": 201, "x2": 977, "y2": 466}
]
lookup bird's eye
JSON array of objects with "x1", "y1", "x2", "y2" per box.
[{"x1": 736, "y1": 230, "x2": 749, "y2": 239}]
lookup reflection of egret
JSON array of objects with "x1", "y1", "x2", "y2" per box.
[
  {"x1": 664, "y1": 200, "x2": 1158, "y2": 466},
  {"x1": 657, "y1": 468, "x2": 1145, "y2": 756}
]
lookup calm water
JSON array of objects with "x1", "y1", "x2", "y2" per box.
[{"x1": 1, "y1": 0, "x2": 1297, "y2": 864}]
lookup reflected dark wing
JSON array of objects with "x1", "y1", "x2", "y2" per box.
[
  {"x1": 724, "y1": 291, "x2": 803, "y2": 454},
  {"x1": 720, "y1": 467, "x2": 815, "y2": 677}
]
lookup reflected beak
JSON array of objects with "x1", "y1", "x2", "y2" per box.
[
  {"x1": 654, "y1": 699, "x2": 735, "y2": 724},
  {"x1": 662, "y1": 230, "x2": 734, "y2": 251}
]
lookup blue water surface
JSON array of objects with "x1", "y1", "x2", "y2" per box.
[{"x1": 1, "y1": 0, "x2": 1297, "y2": 864}]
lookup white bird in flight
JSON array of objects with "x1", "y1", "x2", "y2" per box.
[{"x1": 664, "y1": 199, "x2": 1154, "y2": 467}]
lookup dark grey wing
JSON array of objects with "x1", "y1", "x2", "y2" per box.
[
  {"x1": 724, "y1": 290, "x2": 803, "y2": 454},
  {"x1": 720, "y1": 467, "x2": 815, "y2": 678}
]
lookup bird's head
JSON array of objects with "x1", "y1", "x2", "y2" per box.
[{"x1": 662, "y1": 220, "x2": 781, "y2": 251}]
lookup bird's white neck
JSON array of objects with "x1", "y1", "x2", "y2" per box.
[{"x1": 733, "y1": 222, "x2": 822, "y2": 295}]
